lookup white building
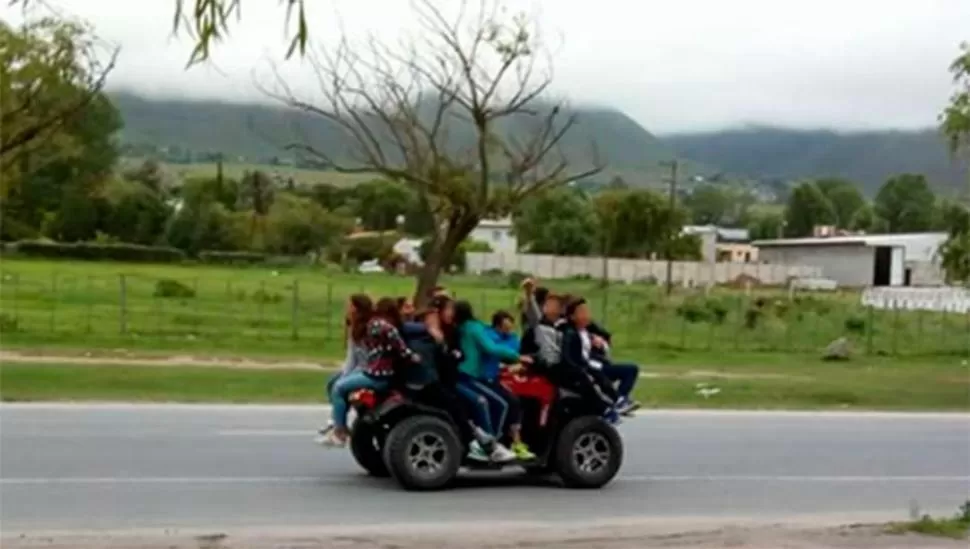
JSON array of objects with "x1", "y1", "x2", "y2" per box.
[
  {"x1": 469, "y1": 217, "x2": 517, "y2": 253},
  {"x1": 753, "y1": 232, "x2": 949, "y2": 288}
]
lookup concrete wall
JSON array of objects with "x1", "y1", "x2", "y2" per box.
[
  {"x1": 907, "y1": 260, "x2": 947, "y2": 286},
  {"x1": 758, "y1": 245, "x2": 875, "y2": 288},
  {"x1": 862, "y1": 286, "x2": 970, "y2": 313},
  {"x1": 466, "y1": 252, "x2": 821, "y2": 286}
]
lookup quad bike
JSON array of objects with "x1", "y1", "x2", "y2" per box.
[{"x1": 345, "y1": 370, "x2": 623, "y2": 491}]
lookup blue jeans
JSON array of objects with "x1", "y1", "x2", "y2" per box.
[
  {"x1": 601, "y1": 362, "x2": 639, "y2": 399},
  {"x1": 326, "y1": 372, "x2": 341, "y2": 399},
  {"x1": 330, "y1": 370, "x2": 388, "y2": 429},
  {"x1": 456, "y1": 373, "x2": 516, "y2": 437}
]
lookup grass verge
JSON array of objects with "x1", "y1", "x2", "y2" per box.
[
  {"x1": 887, "y1": 502, "x2": 970, "y2": 539},
  {"x1": 2, "y1": 360, "x2": 968, "y2": 410}
]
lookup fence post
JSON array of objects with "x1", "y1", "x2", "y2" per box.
[
  {"x1": 865, "y1": 305, "x2": 874, "y2": 355},
  {"x1": 257, "y1": 280, "x2": 265, "y2": 340},
  {"x1": 49, "y1": 272, "x2": 58, "y2": 334},
  {"x1": 85, "y1": 275, "x2": 93, "y2": 334},
  {"x1": 12, "y1": 273, "x2": 20, "y2": 325},
  {"x1": 119, "y1": 274, "x2": 128, "y2": 335},
  {"x1": 326, "y1": 282, "x2": 334, "y2": 342},
  {"x1": 291, "y1": 279, "x2": 300, "y2": 341},
  {"x1": 964, "y1": 309, "x2": 969, "y2": 359},
  {"x1": 891, "y1": 302, "x2": 899, "y2": 356},
  {"x1": 940, "y1": 309, "x2": 948, "y2": 351}
]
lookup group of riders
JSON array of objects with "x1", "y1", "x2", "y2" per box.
[{"x1": 315, "y1": 278, "x2": 643, "y2": 464}]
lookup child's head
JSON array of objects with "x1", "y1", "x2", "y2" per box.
[
  {"x1": 430, "y1": 295, "x2": 455, "y2": 325},
  {"x1": 374, "y1": 296, "x2": 403, "y2": 327},
  {"x1": 541, "y1": 292, "x2": 562, "y2": 320},
  {"x1": 396, "y1": 296, "x2": 415, "y2": 320},
  {"x1": 453, "y1": 300, "x2": 476, "y2": 326},
  {"x1": 565, "y1": 297, "x2": 590, "y2": 327},
  {"x1": 491, "y1": 310, "x2": 515, "y2": 334}
]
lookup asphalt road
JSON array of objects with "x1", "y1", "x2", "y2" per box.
[{"x1": 1, "y1": 404, "x2": 968, "y2": 533}]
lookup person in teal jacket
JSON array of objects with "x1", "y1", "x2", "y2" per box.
[{"x1": 454, "y1": 301, "x2": 536, "y2": 462}]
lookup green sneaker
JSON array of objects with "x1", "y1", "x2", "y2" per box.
[
  {"x1": 511, "y1": 441, "x2": 536, "y2": 461},
  {"x1": 467, "y1": 440, "x2": 490, "y2": 462}
]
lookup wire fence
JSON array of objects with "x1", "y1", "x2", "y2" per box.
[{"x1": 1, "y1": 269, "x2": 968, "y2": 360}]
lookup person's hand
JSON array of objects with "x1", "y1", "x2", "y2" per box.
[
  {"x1": 428, "y1": 326, "x2": 444, "y2": 343},
  {"x1": 508, "y1": 363, "x2": 526, "y2": 375},
  {"x1": 591, "y1": 335, "x2": 607, "y2": 348},
  {"x1": 521, "y1": 277, "x2": 536, "y2": 293},
  {"x1": 519, "y1": 355, "x2": 534, "y2": 365}
]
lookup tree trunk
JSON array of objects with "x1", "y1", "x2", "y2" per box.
[{"x1": 413, "y1": 215, "x2": 478, "y2": 307}]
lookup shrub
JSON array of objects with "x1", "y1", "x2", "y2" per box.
[
  {"x1": 844, "y1": 315, "x2": 867, "y2": 334},
  {"x1": 252, "y1": 288, "x2": 283, "y2": 304},
  {"x1": 154, "y1": 279, "x2": 196, "y2": 299},
  {"x1": 675, "y1": 296, "x2": 729, "y2": 324},
  {"x1": 198, "y1": 250, "x2": 267, "y2": 265},
  {"x1": 506, "y1": 270, "x2": 532, "y2": 288},
  {"x1": 744, "y1": 307, "x2": 762, "y2": 329},
  {"x1": 0, "y1": 313, "x2": 19, "y2": 333},
  {"x1": 13, "y1": 240, "x2": 185, "y2": 263}
]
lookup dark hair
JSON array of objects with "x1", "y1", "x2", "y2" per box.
[
  {"x1": 491, "y1": 310, "x2": 514, "y2": 328},
  {"x1": 534, "y1": 286, "x2": 550, "y2": 306},
  {"x1": 429, "y1": 294, "x2": 452, "y2": 312},
  {"x1": 348, "y1": 293, "x2": 374, "y2": 342},
  {"x1": 396, "y1": 296, "x2": 408, "y2": 308},
  {"x1": 453, "y1": 300, "x2": 475, "y2": 326},
  {"x1": 373, "y1": 296, "x2": 403, "y2": 328},
  {"x1": 564, "y1": 296, "x2": 588, "y2": 319}
]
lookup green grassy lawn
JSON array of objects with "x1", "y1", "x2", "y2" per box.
[
  {"x1": 2, "y1": 355, "x2": 967, "y2": 410},
  {"x1": 1, "y1": 258, "x2": 968, "y2": 364}
]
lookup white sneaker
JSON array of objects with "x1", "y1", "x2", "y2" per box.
[
  {"x1": 315, "y1": 431, "x2": 347, "y2": 448},
  {"x1": 489, "y1": 443, "x2": 517, "y2": 463}
]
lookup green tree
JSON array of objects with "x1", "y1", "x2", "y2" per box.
[
  {"x1": 743, "y1": 209, "x2": 785, "y2": 240},
  {"x1": 683, "y1": 184, "x2": 734, "y2": 225},
  {"x1": 350, "y1": 179, "x2": 416, "y2": 231},
  {"x1": 595, "y1": 188, "x2": 694, "y2": 259},
  {"x1": 941, "y1": 42, "x2": 970, "y2": 154},
  {"x1": 263, "y1": 193, "x2": 352, "y2": 255},
  {"x1": 783, "y1": 182, "x2": 836, "y2": 237},
  {"x1": 815, "y1": 178, "x2": 865, "y2": 229},
  {"x1": 100, "y1": 178, "x2": 171, "y2": 245},
  {"x1": 873, "y1": 174, "x2": 937, "y2": 233},
  {"x1": 937, "y1": 200, "x2": 970, "y2": 285},
  {"x1": 514, "y1": 187, "x2": 598, "y2": 255},
  {"x1": 0, "y1": 16, "x2": 118, "y2": 198},
  {"x1": 237, "y1": 170, "x2": 276, "y2": 247},
  {"x1": 271, "y1": 0, "x2": 600, "y2": 303}
]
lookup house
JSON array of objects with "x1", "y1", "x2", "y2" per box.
[
  {"x1": 753, "y1": 232, "x2": 949, "y2": 287},
  {"x1": 469, "y1": 217, "x2": 517, "y2": 253},
  {"x1": 682, "y1": 225, "x2": 756, "y2": 263}
]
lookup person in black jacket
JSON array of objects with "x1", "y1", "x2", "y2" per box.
[
  {"x1": 584, "y1": 322, "x2": 641, "y2": 416},
  {"x1": 558, "y1": 297, "x2": 621, "y2": 424}
]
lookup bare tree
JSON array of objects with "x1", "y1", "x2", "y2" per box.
[{"x1": 264, "y1": 0, "x2": 602, "y2": 302}]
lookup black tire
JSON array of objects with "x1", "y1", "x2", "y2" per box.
[
  {"x1": 349, "y1": 422, "x2": 389, "y2": 477},
  {"x1": 382, "y1": 415, "x2": 462, "y2": 491},
  {"x1": 553, "y1": 416, "x2": 623, "y2": 489}
]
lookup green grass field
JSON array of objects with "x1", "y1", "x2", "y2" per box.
[
  {"x1": 1, "y1": 258, "x2": 968, "y2": 363},
  {"x1": 3, "y1": 353, "x2": 967, "y2": 409}
]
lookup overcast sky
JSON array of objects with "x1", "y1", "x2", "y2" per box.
[{"x1": 6, "y1": 0, "x2": 969, "y2": 134}]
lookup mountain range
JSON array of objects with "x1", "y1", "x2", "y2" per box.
[{"x1": 110, "y1": 92, "x2": 968, "y2": 195}]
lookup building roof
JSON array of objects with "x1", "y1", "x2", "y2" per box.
[
  {"x1": 682, "y1": 225, "x2": 750, "y2": 242},
  {"x1": 753, "y1": 232, "x2": 947, "y2": 253},
  {"x1": 475, "y1": 217, "x2": 514, "y2": 229}
]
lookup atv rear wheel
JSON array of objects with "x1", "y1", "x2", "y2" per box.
[{"x1": 382, "y1": 415, "x2": 461, "y2": 491}]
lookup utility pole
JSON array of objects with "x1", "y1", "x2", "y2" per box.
[{"x1": 660, "y1": 160, "x2": 679, "y2": 295}]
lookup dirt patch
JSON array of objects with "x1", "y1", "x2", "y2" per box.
[
  {"x1": 0, "y1": 350, "x2": 332, "y2": 371},
  {"x1": 2, "y1": 523, "x2": 965, "y2": 549},
  {"x1": 0, "y1": 351, "x2": 814, "y2": 382}
]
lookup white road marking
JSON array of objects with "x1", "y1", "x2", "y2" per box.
[{"x1": 2, "y1": 475, "x2": 967, "y2": 486}]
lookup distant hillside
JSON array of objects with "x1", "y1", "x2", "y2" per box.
[
  {"x1": 663, "y1": 126, "x2": 969, "y2": 195},
  {"x1": 110, "y1": 92, "x2": 694, "y2": 187}
]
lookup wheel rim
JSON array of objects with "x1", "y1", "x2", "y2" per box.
[
  {"x1": 407, "y1": 431, "x2": 448, "y2": 477},
  {"x1": 572, "y1": 432, "x2": 611, "y2": 474}
]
